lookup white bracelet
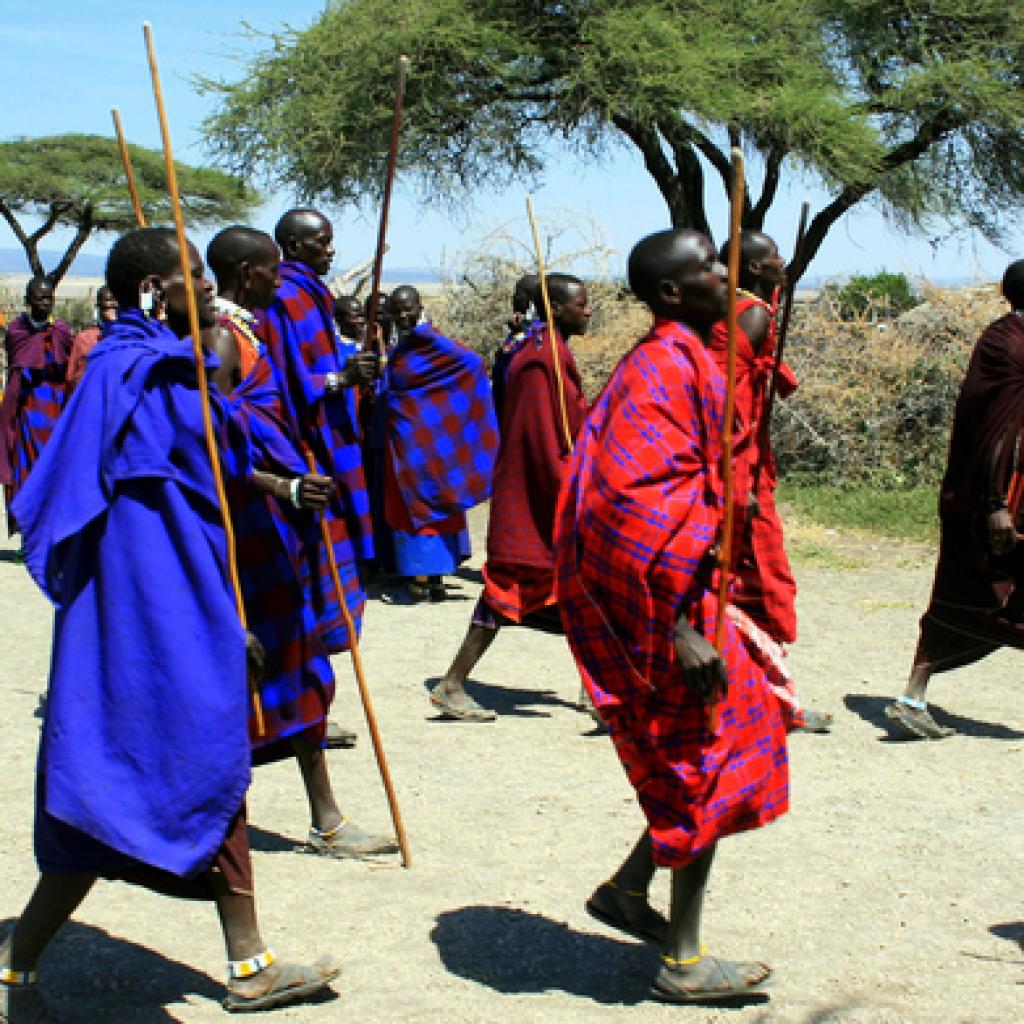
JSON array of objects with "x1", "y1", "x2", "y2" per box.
[{"x1": 289, "y1": 477, "x2": 303, "y2": 508}]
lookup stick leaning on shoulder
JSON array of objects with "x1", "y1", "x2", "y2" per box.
[{"x1": 141, "y1": 22, "x2": 265, "y2": 735}]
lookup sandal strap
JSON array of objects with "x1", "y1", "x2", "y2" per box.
[
  {"x1": 228, "y1": 948, "x2": 276, "y2": 980},
  {"x1": 0, "y1": 966, "x2": 39, "y2": 986},
  {"x1": 896, "y1": 695, "x2": 927, "y2": 711},
  {"x1": 662, "y1": 942, "x2": 710, "y2": 968}
]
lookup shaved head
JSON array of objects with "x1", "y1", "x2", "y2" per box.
[
  {"x1": 628, "y1": 229, "x2": 728, "y2": 332},
  {"x1": 274, "y1": 208, "x2": 328, "y2": 249},
  {"x1": 207, "y1": 226, "x2": 278, "y2": 289},
  {"x1": 1002, "y1": 260, "x2": 1024, "y2": 309}
]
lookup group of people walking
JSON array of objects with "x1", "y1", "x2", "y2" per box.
[{"x1": 1, "y1": 207, "x2": 1021, "y2": 1019}]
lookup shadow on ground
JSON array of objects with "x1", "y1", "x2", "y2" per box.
[
  {"x1": 247, "y1": 825, "x2": 301, "y2": 854},
  {"x1": 431, "y1": 905, "x2": 660, "y2": 1005},
  {"x1": 844, "y1": 694, "x2": 1024, "y2": 741},
  {"x1": 422, "y1": 677, "x2": 580, "y2": 720},
  {"x1": 1, "y1": 917, "x2": 221, "y2": 1022},
  {"x1": 990, "y1": 921, "x2": 1024, "y2": 951}
]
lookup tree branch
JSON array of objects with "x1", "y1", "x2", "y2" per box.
[
  {"x1": 611, "y1": 113, "x2": 702, "y2": 231},
  {"x1": 27, "y1": 202, "x2": 73, "y2": 247},
  {"x1": 750, "y1": 142, "x2": 784, "y2": 228},
  {"x1": 47, "y1": 202, "x2": 94, "y2": 286},
  {"x1": 0, "y1": 200, "x2": 44, "y2": 278},
  {"x1": 790, "y1": 111, "x2": 959, "y2": 282}
]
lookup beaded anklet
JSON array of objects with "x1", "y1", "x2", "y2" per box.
[
  {"x1": 228, "y1": 948, "x2": 276, "y2": 980},
  {"x1": 896, "y1": 696, "x2": 927, "y2": 711},
  {"x1": 0, "y1": 966, "x2": 38, "y2": 986},
  {"x1": 662, "y1": 943, "x2": 709, "y2": 968}
]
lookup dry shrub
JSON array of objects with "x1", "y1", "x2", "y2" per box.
[
  {"x1": 430, "y1": 217, "x2": 1003, "y2": 490},
  {"x1": 774, "y1": 283, "x2": 1005, "y2": 487}
]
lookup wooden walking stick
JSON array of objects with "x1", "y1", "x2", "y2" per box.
[
  {"x1": 142, "y1": 21, "x2": 264, "y2": 736},
  {"x1": 365, "y1": 55, "x2": 410, "y2": 355},
  {"x1": 301, "y1": 449, "x2": 411, "y2": 868},
  {"x1": 111, "y1": 108, "x2": 147, "y2": 228},
  {"x1": 710, "y1": 148, "x2": 746, "y2": 729},
  {"x1": 525, "y1": 196, "x2": 574, "y2": 453},
  {"x1": 751, "y1": 200, "x2": 810, "y2": 495}
]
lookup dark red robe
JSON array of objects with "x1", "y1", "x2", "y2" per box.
[
  {"x1": 915, "y1": 312, "x2": 1024, "y2": 671},
  {"x1": 481, "y1": 325, "x2": 587, "y2": 621}
]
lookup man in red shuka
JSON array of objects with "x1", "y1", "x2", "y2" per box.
[
  {"x1": 708, "y1": 230, "x2": 832, "y2": 733},
  {"x1": 555, "y1": 229, "x2": 795, "y2": 1004}
]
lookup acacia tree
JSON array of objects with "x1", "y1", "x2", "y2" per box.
[
  {"x1": 0, "y1": 134, "x2": 260, "y2": 285},
  {"x1": 200, "y1": 0, "x2": 1024, "y2": 282}
]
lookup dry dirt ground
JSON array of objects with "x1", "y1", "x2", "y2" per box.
[{"x1": 1, "y1": 506, "x2": 1021, "y2": 1023}]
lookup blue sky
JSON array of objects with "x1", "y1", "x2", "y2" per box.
[{"x1": 3, "y1": 0, "x2": 1015, "y2": 283}]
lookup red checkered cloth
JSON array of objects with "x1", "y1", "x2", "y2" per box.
[
  {"x1": 708, "y1": 295, "x2": 798, "y2": 642},
  {"x1": 554, "y1": 317, "x2": 790, "y2": 869},
  {"x1": 382, "y1": 321, "x2": 498, "y2": 529},
  {"x1": 225, "y1": 354, "x2": 341, "y2": 758},
  {"x1": 258, "y1": 262, "x2": 370, "y2": 650}
]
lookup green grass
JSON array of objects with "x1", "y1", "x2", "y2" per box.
[{"x1": 778, "y1": 483, "x2": 938, "y2": 545}]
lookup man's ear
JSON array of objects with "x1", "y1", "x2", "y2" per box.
[{"x1": 658, "y1": 277, "x2": 682, "y2": 305}]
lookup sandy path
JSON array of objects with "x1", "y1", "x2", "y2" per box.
[{"x1": 1, "y1": 507, "x2": 1021, "y2": 1023}]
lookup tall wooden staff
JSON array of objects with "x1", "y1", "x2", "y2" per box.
[
  {"x1": 141, "y1": 22, "x2": 264, "y2": 735},
  {"x1": 710, "y1": 149, "x2": 746, "y2": 730},
  {"x1": 365, "y1": 55, "x2": 410, "y2": 355},
  {"x1": 525, "y1": 197, "x2": 574, "y2": 452},
  {"x1": 751, "y1": 201, "x2": 810, "y2": 494},
  {"x1": 111, "y1": 108, "x2": 147, "y2": 228},
  {"x1": 302, "y1": 451, "x2": 411, "y2": 867}
]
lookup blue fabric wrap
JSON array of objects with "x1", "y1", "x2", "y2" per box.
[{"x1": 12, "y1": 310, "x2": 251, "y2": 879}]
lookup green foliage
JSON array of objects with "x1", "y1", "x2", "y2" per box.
[
  {"x1": 827, "y1": 271, "x2": 921, "y2": 320},
  {"x1": 201, "y1": 0, "x2": 1024, "y2": 279},
  {"x1": 0, "y1": 134, "x2": 259, "y2": 282}
]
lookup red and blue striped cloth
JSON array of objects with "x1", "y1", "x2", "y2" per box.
[
  {"x1": 258, "y1": 261, "x2": 370, "y2": 651},
  {"x1": 0, "y1": 315, "x2": 73, "y2": 532},
  {"x1": 382, "y1": 321, "x2": 498, "y2": 529},
  {"x1": 554, "y1": 317, "x2": 790, "y2": 868},
  {"x1": 223, "y1": 330, "x2": 349, "y2": 757}
]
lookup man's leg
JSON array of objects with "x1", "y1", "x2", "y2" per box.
[
  {"x1": 291, "y1": 738, "x2": 398, "y2": 857},
  {"x1": 885, "y1": 662, "x2": 954, "y2": 739},
  {"x1": 428, "y1": 620, "x2": 499, "y2": 721},
  {"x1": 652, "y1": 845, "x2": 771, "y2": 1002},
  {"x1": 1, "y1": 873, "x2": 95, "y2": 1023},
  {"x1": 584, "y1": 831, "x2": 667, "y2": 943},
  {"x1": 212, "y1": 874, "x2": 341, "y2": 1011}
]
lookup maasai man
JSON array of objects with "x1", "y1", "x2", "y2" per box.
[
  {"x1": 887, "y1": 260, "x2": 1024, "y2": 739},
  {"x1": 66, "y1": 286, "x2": 118, "y2": 392},
  {"x1": 709, "y1": 231, "x2": 831, "y2": 733},
  {"x1": 554, "y1": 229, "x2": 793, "y2": 1003},
  {"x1": 430, "y1": 274, "x2": 590, "y2": 720},
  {"x1": 0, "y1": 228, "x2": 340, "y2": 1021},
  {"x1": 333, "y1": 293, "x2": 367, "y2": 350},
  {"x1": 379, "y1": 285, "x2": 498, "y2": 603},
  {"x1": 0, "y1": 277, "x2": 73, "y2": 535},
  {"x1": 260, "y1": 208, "x2": 379, "y2": 657},
  {"x1": 491, "y1": 274, "x2": 539, "y2": 422},
  {"x1": 205, "y1": 225, "x2": 396, "y2": 856}
]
